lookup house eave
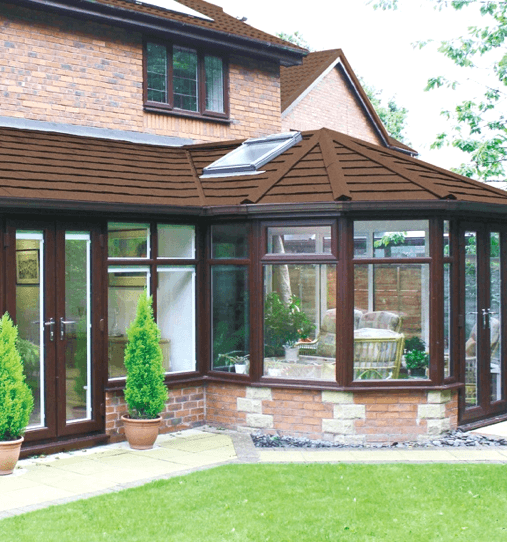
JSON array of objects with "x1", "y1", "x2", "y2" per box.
[{"x1": 16, "y1": 0, "x2": 305, "y2": 66}]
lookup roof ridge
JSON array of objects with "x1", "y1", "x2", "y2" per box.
[
  {"x1": 184, "y1": 149, "x2": 206, "y2": 205},
  {"x1": 241, "y1": 133, "x2": 321, "y2": 204},
  {"x1": 318, "y1": 128, "x2": 351, "y2": 201}
]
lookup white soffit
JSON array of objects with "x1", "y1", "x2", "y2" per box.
[{"x1": 139, "y1": 0, "x2": 214, "y2": 21}]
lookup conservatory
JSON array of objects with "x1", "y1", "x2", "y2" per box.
[{"x1": 4, "y1": 125, "x2": 507, "y2": 453}]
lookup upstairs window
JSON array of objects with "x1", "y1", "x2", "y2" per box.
[{"x1": 145, "y1": 41, "x2": 227, "y2": 118}]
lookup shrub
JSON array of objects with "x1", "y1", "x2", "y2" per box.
[
  {"x1": 0, "y1": 313, "x2": 34, "y2": 440},
  {"x1": 124, "y1": 293, "x2": 168, "y2": 419}
]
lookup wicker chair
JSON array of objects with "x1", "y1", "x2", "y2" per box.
[{"x1": 298, "y1": 309, "x2": 405, "y2": 380}]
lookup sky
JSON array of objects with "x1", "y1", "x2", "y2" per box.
[{"x1": 143, "y1": 0, "x2": 491, "y2": 170}]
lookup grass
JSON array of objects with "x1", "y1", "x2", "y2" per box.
[{"x1": 2, "y1": 463, "x2": 507, "y2": 541}]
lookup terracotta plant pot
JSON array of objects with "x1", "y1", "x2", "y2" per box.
[
  {"x1": 0, "y1": 436, "x2": 24, "y2": 475},
  {"x1": 122, "y1": 415, "x2": 161, "y2": 450}
]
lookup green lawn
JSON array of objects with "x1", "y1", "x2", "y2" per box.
[{"x1": 2, "y1": 463, "x2": 507, "y2": 541}]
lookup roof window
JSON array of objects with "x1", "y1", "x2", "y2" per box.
[
  {"x1": 201, "y1": 132, "x2": 302, "y2": 178},
  {"x1": 140, "y1": 1, "x2": 214, "y2": 21}
]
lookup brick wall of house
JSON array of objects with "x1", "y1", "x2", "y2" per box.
[
  {"x1": 282, "y1": 66, "x2": 383, "y2": 146},
  {"x1": 205, "y1": 382, "x2": 458, "y2": 443},
  {"x1": 0, "y1": 4, "x2": 281, "y2": 143},
  {"x1": 106, "y1": 385, "x2": 205, "y2": 443}
]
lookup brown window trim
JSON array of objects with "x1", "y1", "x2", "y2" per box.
[{"x1": 143, "y1": 39, "x2": 230, "y2": 120}]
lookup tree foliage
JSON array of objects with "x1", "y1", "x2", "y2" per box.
[
  {"x1": 276, "y1": 31, "x2": 312, "y2": 50},
  {"x1": 0, "y1": 313, "x2": 33, "y2": 440},
  {"x1": 124, "y1": 293, "x2": 168, "y2": 419},
  {"x1": 370, "y1": 0, "x2": 507, "y2": 181},
  {"x1": 360, "y1": 80, "x2": 411, "y2": 143}
]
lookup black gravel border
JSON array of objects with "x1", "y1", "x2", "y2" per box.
[{"x1": 252, "y1": 429, "x2": 507, "y2": 449}]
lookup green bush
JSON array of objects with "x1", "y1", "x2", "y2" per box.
[
  {"x1": 124, "y1": 293, "x2": 168, "y2": 419},
  {"x1": 0, "y1": 313, "x2": 34, "y2": 440},
  {"x1": 264, "y1": 293, "x2": 315, "y2": 357}
]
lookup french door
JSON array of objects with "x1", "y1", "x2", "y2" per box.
[
  {"x1": 7, "y1": 220, "x2": 104, "y2": 443},
  {"x1": 461, "y1": 224, "x2": 505, "y2": 422}
]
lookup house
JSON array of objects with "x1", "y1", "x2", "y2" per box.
[
  {"x1": 1, "y1": 0, "x2": 506, "y2": 456},
  {"x1": 280, "y1": 48, "x2": 416, "y2": 156}
]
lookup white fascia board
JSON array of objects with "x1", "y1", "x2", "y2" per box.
[{"x1": 137, "y1": 0, "x2": 214, "y2": 21}]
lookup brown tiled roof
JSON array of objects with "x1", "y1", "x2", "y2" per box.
[
  {"x1": 84, "y1": 0, "x2": 305, "y2": 52},
  {"x1": 280, "y1": 49, "x2": 418, "y2": 156},
  {"x1": 0, "y1": 126, "x2": 505, "y2": 211},
  {"x1": 280, "y1": 49, "x2": 341, "y2": 112}
]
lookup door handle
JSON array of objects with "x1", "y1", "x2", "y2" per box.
[
  {"x1": 44, "y1": 318, "x2": 55, "y2": 341},
  {"x1": 60, "y1": 317, "x2": 76, "y2": 340}
]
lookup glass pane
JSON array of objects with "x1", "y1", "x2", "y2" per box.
[
  {"x1": 147, "y1": 42, "x2": 167, "y2": 103},
  {"x1": 267, "y1": 226, "x2": 331, "y2": 255},
  {"x1": 212, "y1": 266, "x2": 249, "y2": 374},
  {"x1": 108, "y1": 223, "x2": 149, "y2": 259},
  {"x1": 491, "y1": 232, "x2": 501, "y2": 402},
  {"x1": 158, "y1": 225, "x2": 195, "y2": 259},
  {"x1": 464, "y1": 231, "x2": 478, "y2": 406},
  {"x1": 263, "y1": 264, "x2": 336, "y2": 381},
  {"x1": 205, "y1": 55, "x2": 224, "y2": 113},
  {"x1": 212, "y1": 224, "x2": 249, "y2": 259},
  {"x1": 108, "y1": 267, "x2": 149, "y2": 379},
  {"x1": 354, "y1": 220, "x2": 429, "y2": 258},
  {"x1": 16, "y1": 232, "x2": 44, "y2": 428},
  {"x1": 157, "y1": 267, "x2": 196, "y2": 373},
  {"x1": 444, "y1": 263, "x2": 451, "y2": 378},
  {"x1": 354, "y1": 263, "x2": 430, "y2": 380},
  {"x1": 173, "y1": 46, "x2": 198, "y2": 112},
  {"x1": 65, "y1": 233, "x2": 91, "y2": 423},
  {"x1": 444, "y1": 220, "x2": 450, "y2": 257}
]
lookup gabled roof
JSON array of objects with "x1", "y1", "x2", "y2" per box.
[
  {"x1": 280, "y1": 49, "x2": 417, "y2": 156},
  {"x1": 20, "y1": 0, "x2": 305, "y2": 66},
  {"x1": 0, "y1": 126, "x2": 505, "y2": 213}
]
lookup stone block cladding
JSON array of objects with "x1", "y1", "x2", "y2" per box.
[
  {"x1": 204, "y1": 382, "x2": 459, "y2": 444},
  {"x1": 0, "y1": 4, "x2": 281, "y2": 143},
  {"x1": 105, "y1": 385, "x2": 205, "y2": 443},
  {"x1": 282, "y1": 66, "x2": 382, "y2": 147}
]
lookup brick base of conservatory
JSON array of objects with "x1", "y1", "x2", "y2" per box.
[
  {"x1": 205, "y1": 383, "x2": 458, "y2": 444},
  {"x1": 105, "y1": 385, "x2": 206, "y2": 443}
]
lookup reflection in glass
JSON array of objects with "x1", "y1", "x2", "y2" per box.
[
  {"x1": 212, "y1": 266, "x2": 249, "y2": 374},
  {"x1": 444, "y1": 263, "x2": 451, "y2": 378},
  {"x1": 212, "y1": 224, "x2": 249, "y2": 259},
  {"x1": 443, "y1": 220, "x2": 450, "y2": 256},
  {"x1": 146, "y1": 42, "x2": 167, "y2": 103},
  {"x1": 16, "y1": 232, "x2": 44, "y2": 428},
  {"x1": 173, "y1": 46, "x2": 198, "y2": 111},
  {"x1": 354, "y1": 220, "x2": 429, "y2": 259},
  {"x1": 108, "y1": 268, "x2": 149, "y2": 379},
  {"x1": 354, "y1": 263, "x2": 430, "y2": 380},
  {"x1": 108, "y1": 223, "x2": 149, "y2": 259},
  {"x1": 267, "y1": 226, "x2": 331, "y2": 255},
  {"x1": 205, "y1": 55, "x2": 224, "y2": 113},
  {"x1": 65, "y1": 233, "x2": 91, "y2": 423},
  {"x1": 157, "y1": 267, "x2": 196, "y2": 373},
  {"x1": 490, "y1": 232, "x2": 501, "y2": 402},
  {"x1": 464, "y1": 231, "x2": 478, "y2": 406},
  {"x1": 158, "y1": 225, "x2": 195, "y2": 259},
  {"x1": 263, "y1": 264, "x2": 336, "y2": 381}
]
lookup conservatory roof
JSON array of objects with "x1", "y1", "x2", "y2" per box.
[{"x1": 0, "y1": 125, "x2": 506, "y2": 213}]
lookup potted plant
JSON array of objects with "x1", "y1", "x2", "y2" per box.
[
  {"x1": 264, "y1": 293, "x2": 315, "y2": 358},
  {"x1": 404, "y1": 337, "x2": 429, "y2": 378},
  {"x1": 217, "y1": 351, "x2": 249, "y2": 374},
  {"x1": 0, "y1": 313, "x2": 34, "y2": 475},
  {"x1": 122, "y1": 293, "x2": 168, "y2": 450}
]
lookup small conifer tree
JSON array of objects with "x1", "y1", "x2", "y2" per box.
[
  {"x1": 124, "y1": 293, "x2": 168, "y2": 419},
  {"x1": 0, "y1": 313, "x2": 34, "y2": 441}
]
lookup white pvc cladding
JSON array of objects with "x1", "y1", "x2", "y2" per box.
[{"x1": 200, "y1": 131, "x2": 303, "y2": 178}]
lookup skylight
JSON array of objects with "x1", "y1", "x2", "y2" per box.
[
  {"x1": 201, "y1": 132, "x2": 302, "y2": 178},
  {"x1": 139, "y1": 0, "x2": 214, "y2": 22}
]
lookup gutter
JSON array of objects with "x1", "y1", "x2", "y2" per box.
[{"x1": 16, "y1": 0, "x2": 305, "y2": 66}]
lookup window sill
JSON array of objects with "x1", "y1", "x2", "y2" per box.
[{"x1": 144, "y1": 105, "x2": 232, "y2": 125}]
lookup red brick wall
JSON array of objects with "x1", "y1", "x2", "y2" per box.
[
  {"x1": 0, "y1": 3, "x2": 281, "y2": 142},
  {"x1": 106, "y1": 385, "x2": 205, "y2": 443},
  {"x1": 282, "y1": 66, "x2": 383, "y2": 146}
]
